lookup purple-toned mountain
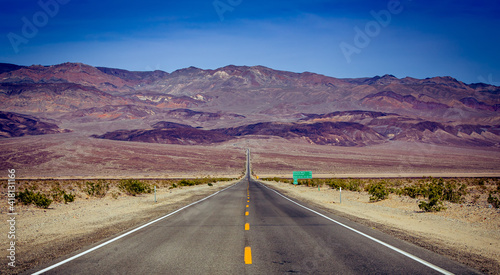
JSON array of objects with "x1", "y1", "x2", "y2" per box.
[
  {"x1": 93, "y1": 120, "x2": 387, "y2": 147},
  {"x1": 1, "y1": 62, "x2": 498, "y2": 125},
  {"x1": 300, "y1": 110, "x2": 500, "y2": 147},
  {"x1": 0, "y1": 111, "x2": 70, "y2": 138},
  {"x1": 0, "y1": 82, "x2": 130, "y2": 113},
  {"x1": 0, "y1": 62, "x2": 499, "y2": 147},
  {"x1": 60, "y1": 106, "x2": 245, "y2": 126},
  {"x1": 92, "y1": 110, "x2": 500, "y2": 147},
  {"x1": 0, "y1": 63, "x2": 24, "y2": 74}
]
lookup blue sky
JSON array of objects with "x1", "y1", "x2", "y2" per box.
[{"x1": 1, "y1": 0, "x2": 499, "y2": 84}]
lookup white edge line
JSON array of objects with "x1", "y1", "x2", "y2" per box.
[
  {"x1": 257, "y1": 181, "x2": 454, "y2": 275},
  {"x1": 32, "y1": 181, "x2": 240, "y2": 275}
]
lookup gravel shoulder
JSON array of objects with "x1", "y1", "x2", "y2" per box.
[
  {"x1": 260, "y1": 180, "x2": 500, "y2": 275},
  {"x1": 0, "y1": 180, "x2": 237, "y2": 275}
]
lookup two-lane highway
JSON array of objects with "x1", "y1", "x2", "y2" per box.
[{"x1": 30, "y1": 151, "x2": 480, "y2": 274}]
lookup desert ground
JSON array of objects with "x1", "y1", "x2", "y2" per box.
[
  {"x1": 248, "y1": 138, "x2": 500, "y2": 178},
  {"x1": 1, "y1": 134, "x2": 500, "y2": 179}
]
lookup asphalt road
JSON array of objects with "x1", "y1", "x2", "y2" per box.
[{"x1": 30, "y1": 152, "x2": 481, "y2": 274}]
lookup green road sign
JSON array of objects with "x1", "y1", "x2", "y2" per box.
[{"x1": 293, "y1": 171, "x2": 312, "y2": 184}]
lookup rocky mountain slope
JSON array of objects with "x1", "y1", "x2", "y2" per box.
[
  {"x1": 0, "y1": 111, "x2": 70, "y2": 138},
  {"x1": 0, "y1": 62, "x2": 499, "y2": 146},
  {"x1": 92, "y1": 111, "x2": 500, "y2": 147}
]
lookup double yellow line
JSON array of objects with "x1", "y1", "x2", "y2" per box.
[{"x1": 245, "y1": 182, "x2": 252, "y2": 264}]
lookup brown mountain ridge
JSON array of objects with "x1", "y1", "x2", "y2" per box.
[
  {"x1": 0, "y1": 111, "x2": 70, "y2": 138},
  {"x1": 0, "y1": 62, "x2": 499, "y2": 147},
  {"x1": 92, "y1": 110, "x2": 500, "y2": 147}
]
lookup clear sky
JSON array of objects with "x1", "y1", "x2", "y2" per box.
[{"x1": 1, "y1": 0, "x2": 499, "y2": 84}]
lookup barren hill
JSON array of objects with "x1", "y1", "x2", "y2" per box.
[
  {"x1": 0, "y1": 111, "x2": 70, "y2": 138},
  {"x1": 92, "y1": 110, "x2": 500, "y2": 147},
  {"x1": 0, "y1": 62, "x2": 499, "y2": 147}
]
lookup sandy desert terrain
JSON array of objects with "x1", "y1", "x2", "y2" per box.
[{"x1": 1, "y1": 134, "x2": 500, "y2": 179}]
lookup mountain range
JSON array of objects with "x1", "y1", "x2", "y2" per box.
[{"x1": 1, "y1": 62, "x2": 499, "y2": 147}]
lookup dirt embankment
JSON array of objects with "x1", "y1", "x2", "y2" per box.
[{"x1": 260, "y1": 180, "x2": 500, "y2": 275}]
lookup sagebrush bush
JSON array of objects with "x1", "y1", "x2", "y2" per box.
[
  {"x1": 488, "y1": 191, "x2": 500, "y2": 208},
  {"x1": 365, "y1": 181, "x2": 389, "y2": 202},
  {"x1": 442, "y1": 180, "x2": 467, "y2": 203},
  {"x1": 270, "y1": 178, "x2": 364, "y2": 191},
  {"x1": 263, "y1": 176, "x2": 475, "y2": 211},
  {"x1": 401, "y1": 178, "x2": 466, "y2": 211},
  {"x1": 118, "y1": 179, "x2": 152, "y2": 196},
  {"x1": 176, "y1": 177, "x2": 233, "y2": 187},
  {"x1": 418, "y1": 198, "x2": 445, "y2": 212},
  {"x1": 418, "y1": 178, "x2": 448, "y2": 212},
  {"x1": 402, "y1": 184, "x2": 426, "y2": 198},
  {"x1": 264, "y1": 177, "x2": 293, "y2": 184},
  {"x1": 327, "y1": 178, "x2": 362, "y2": 191},
  {"x1": 83, "y1": 180, "x2": 109, "y2": 198},
  {"x1": 63, "y1": 193, "x2": 75, "y2": 203},
  {"x1": 17, "y1": 189, "x2": 52, "y2": 209},
  {"x1": 50, "y1": 186, "x2": 66, "y2": 202},
  {"x1": 179, "y1": 179, "x2": 195, "y2": 186}
]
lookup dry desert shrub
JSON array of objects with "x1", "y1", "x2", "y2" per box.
[
  {"x1": 264, "y1": 177, "x2": 493, "y2": 212},
  {"x1": 83, "y1": 180, "x2": 109, "y2": 198}
]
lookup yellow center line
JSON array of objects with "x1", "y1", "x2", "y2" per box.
[
  {"x1": 245, "y1": 184, "x2": 252, "y2": 265},
  {"x1": 244, "y1": 247, "x2": 252, "y2": 264}
]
